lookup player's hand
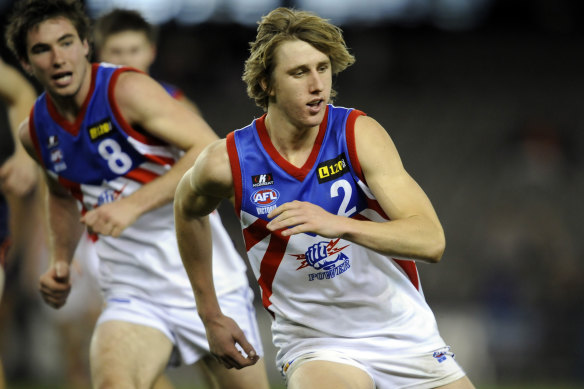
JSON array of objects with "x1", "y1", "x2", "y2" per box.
[
  {"x1": 39, "y1": 261, "x2": 71, "y2": 309},
  {"x1": 204, "y1": 313, "x2": 260, "y2": 369},
  {"x1": 0, "y1": 152, "x2": 39, "y2": 197},
  {"x1": 266, "y1": 200, "x2": 345, "y2": 238},
  {"x1": 80, "y1": 198, "x2": 140, "y2": 237}
]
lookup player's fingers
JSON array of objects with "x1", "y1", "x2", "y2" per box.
[
  {"x1": 40, "y1": 292, "x2": 67, "y2": 308},
  {"x1": 233, "y1": 332, "x2": 260, "y2": 363},
  {"x1": 222, "y1": 352, "x2": 256, "y2": 370},
  {"x1": 39, "y1": 283, "x2": 69, "y2": 295},
  {"x1": 111, "y1": 224, "x2": 124, "y2": 238},
  {"x1": 267, "y1": 201, "x2": 298, "y2": 219},
  {"x1": 39, "y1": 288, "x2": 70, "y2": 305},
  {"x1": 39, "y1": 275, "x2": 70, "y2": 291}
]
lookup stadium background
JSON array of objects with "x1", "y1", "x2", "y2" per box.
[{"x1": 0, "y1": 0, "x2": 582, "y2": 388}]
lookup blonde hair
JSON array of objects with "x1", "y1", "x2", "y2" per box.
[{"x1": 243, "y1": 7, "x2": 355, "y2": 111}]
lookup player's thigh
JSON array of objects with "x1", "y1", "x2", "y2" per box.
[
  {"x1": 90, "y1": 320, "x2": 173, "y2": 388},
  {"x1": 287, "y1": 360, "x2": 375, "y2": 389},
  {"x1": 435, "y1": 375, "x2": 475, "y2": 389},
  {"x1": 200, "y1": 354, "x2": 270, "y2": 389}
]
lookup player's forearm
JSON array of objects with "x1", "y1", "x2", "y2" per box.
[
  {"x1": 125, "y1": 146, "x2": 200, "y2": 216},
  {"x1": 174, "y1": 172, "x2": 225, "y2": 321},
  {"x1": 47, "y1": 192, "x2": 84, "y2": 265},
  {"x1": 341, "y1": 214, "x2": 445, "y2": 263},
  {"x1": 4, "y1": 68, "x2": 36, "y2": 146},
  {"x1": 8, "y1": 91, "x2": 36, "y2": 145},
  {"x1": 175, "y1": 209, "x2": 222, "y2": 322}
]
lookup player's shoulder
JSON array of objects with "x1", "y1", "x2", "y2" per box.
[
  {"x1": 194, "y1": 138, "x2": 233, "y2": 193},
  {"x1": 113, "y1": 69, "x2": 153, "y2": 90},
  {"x1": 112, "y1": 70, "x2": 168, "y2": 110},
  {"x1": 199, "y1": 139, "x2": 228, "y2": 167},
  {"x1": 17, "y1": 117, "x2": 31, "y2": 144},
  {"x1": 353, "y1": 113, "x2": 391, "y2": 142}
]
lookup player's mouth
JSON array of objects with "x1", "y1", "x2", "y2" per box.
[
  {"x1": 307, "y1": 98, "x2": 324, "y2": 113},
  {"x1": 51, "y1": 71, "x2": 73, "y2": 87}
]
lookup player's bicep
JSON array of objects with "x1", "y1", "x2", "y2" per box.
[
  {"x1": 18, "y1": 118, "x2": 34, "y2": 154},
  {"x1": 177, "y1": 140, "x2": 232, "y2": 217},
  {"x1": 355, "y1": 116, "x2": 439, "y2": 221},
  {"x1": 114, "y1": 72, "x2": 216, "y2": 151}
]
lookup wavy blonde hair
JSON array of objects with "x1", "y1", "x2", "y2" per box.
[{"x1": 243, "y1": 7, "x2": 355, "y2": 111}]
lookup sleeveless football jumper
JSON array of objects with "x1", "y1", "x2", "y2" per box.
[
  {"x1": 29, "y1": 63, "x2": 248, "y2": 307},
  {"x1": 227, "y1": 104, "x2": 450, "y2": 367}
]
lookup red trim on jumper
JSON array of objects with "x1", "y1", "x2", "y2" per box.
[
  {"x1": 124, "y1": 168, "x2": 159, "y2": 185},
  {"x1": 243, "y1": 218, "x2": 290, "y2": 312},
  {"x1": 142, "y1": 154, "x2": 175, "y2": 167},
  {"x1": 108, "y1": 67, "x2": 166, "y2": 146},
  {"x1": 173, "y1": 90, "x2": 185, "y2": 100},
  {"x1": 242, "y1": 218, "x2": 271, "y2": 252},
  {"x1": 365, "y1": 197, "x2": 389, "y2": 219},
  {"x1": 256, "y1": 106, "x2": 329, "y2": 181},
  {"x1": 226, "y1": 132, "x2": 243, "y2": 217},
  {"x1": 58, "y1": 176, "x2": 84, "y2": 206},
  {"x1": 394, "y1": 259, "x2": 420, "y2": 291},
  {"x1": 45, "y1": 63, "x2": 98, "y2": 136},
  {"x1": 346, "y1": 109, "x2": 390, "y2": 220},
  {"x1": 345, "y1": 109, "x2": 366, "y2": 183}
]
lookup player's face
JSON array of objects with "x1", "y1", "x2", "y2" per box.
[
  {"x1": 268, "y1": 39, "x2": 332, "y2": 130},
  {"x1": 99, "y1": 31, "x2": 155, "y2": 73},
  {"x1": 22, "y1": 17, "x2": 90, "y2": 100}
]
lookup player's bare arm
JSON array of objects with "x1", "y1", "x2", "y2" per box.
[
  {"x1": 175, "y1": 140, "x2": 259, "y2": 369},
  {"x1": 81, "y1": 71, "x2": 218, "y2": 236},
  {"x1": 19, "y1": 119, "x2": 83, "y2": 308},
  {"x1": 0, "y1": 59, "x2": 38, "y2": 196},
  {"x1": 349, "y1": 115, "x2": 445, "y2": 262},
  {"x1": 267, "y1": 115, "x2": 445, "y2": 263}
]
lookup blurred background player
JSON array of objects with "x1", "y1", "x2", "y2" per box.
[
  {"x1": 5, "y1": 0, "x2": 269, "y2": 388},
  {"x1": 92, "y1": 8, "x2": 209, "y2": 388},
  {"x1": 1, "y1": 55, "x2": 101, "y2": 388},
  {"x1": 93, "y1": 8, "x2": 201, "y2": 116},
  {"x1": 0, "y1": 57, "x2": 39, "y2": 389}
]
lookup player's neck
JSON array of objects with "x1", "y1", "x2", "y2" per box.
[
  {"x1": 264, "y1": 113, "x2": 319, "y2": 168},
  {"x1": 47, "y1": 62, "x2": 92, "y2": 123}
]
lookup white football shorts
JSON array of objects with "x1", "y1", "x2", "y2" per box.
[
  {"x1": 282, "y1": 342, "x2": 467, "y2": 388},
  {"x1": 97, "y1": 284, "x2": 263, "y2": 366}
]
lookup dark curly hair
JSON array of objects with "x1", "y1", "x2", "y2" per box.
[{"x1": 5, "y1": 0, "x2": 92, "y2": 62}]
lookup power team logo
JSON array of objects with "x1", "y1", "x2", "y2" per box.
[
  {"x1": 251, "y1": 187, "x2": 280, "y2": 215},
  {"x1": 88, "y1": 119, "x2": 113, "y2": 142},
  {"x1": 97, "y1": 183, "x2": 127, "y2": 206},
  {"x1": 289, "y1": 238, "x2": 351, "y2": 281},
  {"x1": 252, "y1": 173, "x2": 274, "y2": 187},
  {"x1": 317, "y1": 153, "x2": 349, "y2": 183}
]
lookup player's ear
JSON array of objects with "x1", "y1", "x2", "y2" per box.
[
  {"x1": 82, "y1": 38, "x2": 90, "y2": 58},
  {"x1": 20, "y1": 58, "x2": 33, "y2": 76},
  {"x1": 260, "y1": 77, "x2": 274, "y2": 97}
]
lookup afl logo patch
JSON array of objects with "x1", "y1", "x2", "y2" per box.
[{"x1": 251, "y1": 188, "x2": 279, "y2": 206}]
